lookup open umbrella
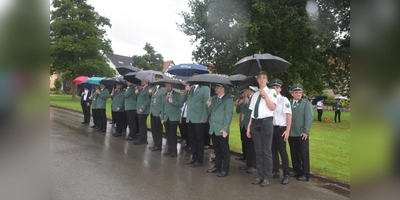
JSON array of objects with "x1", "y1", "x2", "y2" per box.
[
  {"x1": 123, "y1": 72, "x2": 141, "y2": 85},
  {"x1": 100, "y1": 77, "x2": 125, "y2": 88},
  {"x1": 84, "y1": 77, "x2": 103, "y2": 85},
  {"x1": 135, "y1": 70, "x2": 166, "y2": 83},
  {"x1": 153, "y1": 78, "x2": 186, "y2": 90},
  {"x1": 228, "y1": 74, "x2": 258, "y2": 87},
  {"x1": 166, "y1": 63, "x2": 209, "y2": 77},
  {"x1": 187, "y1": 74, "x2": 233, "y2": 87},
  {"x1": 116, "y1": 65, "x2": 140, "y2": 76},
  {"x1": 73, "y1": 76, "x2": 89, "y2": 85},
  {"x1": 334, "y1": 96, "x2": 348, "y2": 100},
  {"x1": 311, "y1": 96, "x2": 327, "y2": 105},
  {"x1": 233, "y1": 53, "x2": 291, "y2": 76}
]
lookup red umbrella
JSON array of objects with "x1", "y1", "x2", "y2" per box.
[{"x1": 73, "y1": 76, "x2": 89, "y2": 85}]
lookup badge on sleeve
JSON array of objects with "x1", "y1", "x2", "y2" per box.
[
  {"x1": 273, "y1": 93, "x2": 277, "y2": 98},
  {"x1": 285, "y1": 103, "x2": 290, "y2": 108}
]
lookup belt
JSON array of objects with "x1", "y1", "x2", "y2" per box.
[
  {"x1": 252, "y1": 117, "x2": 273, "y2": 121},
  {"x1": 274, "y1": 126, "x2": 287, "y2": 128}
]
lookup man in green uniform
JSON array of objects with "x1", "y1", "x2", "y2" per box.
[
  {"x1": 134, "y1": 81, "x2": 151, "y2": 145},
  {"x1": 111, "y1": 82, "x2": 125, "y2": 137},
  {"x1": 289, "y1": 84, "x2": 313, "y2": 181},
  {"x1": 149, "y1": 74, "x2": 167, "y2": 151},
  {"x1": 206, "y1": 83, "x2": 233, "y2": 177},
  {"x1": 124, "y1": 81, "x2": 139, "y2": 140},
  {"x1": 96, "y1": 83, "x2": 109, "y2": 133},
  {"x1": 160, "y1": 82, "x2": 184, "y2": 157},
  {"x1": 90, "y1": 85, "x2": 100, "y2": 129}
]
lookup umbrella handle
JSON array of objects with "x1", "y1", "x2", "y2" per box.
[{"x1": 256, "y1": 59, "x2": 262, "y2": 72}]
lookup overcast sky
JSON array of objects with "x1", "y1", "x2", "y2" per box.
[{"x1": 87, "y1": 0, "x2": 196, "y2": 64}]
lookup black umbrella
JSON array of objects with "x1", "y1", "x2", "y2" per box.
[
  {"x1": 135, "y1": 70, "x2": 167, "y2": 83},
  {"x1": 123, "y1": 72, "x2": 141, "y2": 85},
  {"x1": 228, "y1": 74, "x2": 258, "y2": 87},
  {"x1": 311, "y1": 96, "x2": 327, "y2": 105},
  {"x1": 153, "y1": 78, "x2": 186, "y2": 90},
  {"x1": 100, "y1": 77, "x2": 126, "y2": 88},
  {"x1": 116, "y1": 65, "x2": 140, "y2": 76},
  {"x1": 187, "y1": 74, "x2": 233, "y2": 87},
  {"x1": 233, "y1": 53, "x2": 291, "y2": 76}
]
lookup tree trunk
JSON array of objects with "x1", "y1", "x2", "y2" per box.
[
  {"x1": 71, "y1": 72, "x2": 76, "y2": 101},
  {"x1": 56, "y1": 71, "x2": 63, "y2": 91}
]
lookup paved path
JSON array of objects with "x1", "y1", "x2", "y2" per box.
[{"x1": 50, "y1": 107, "x2": 347, "y2": 200}]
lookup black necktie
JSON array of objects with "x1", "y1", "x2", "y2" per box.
[
  {"x1": 182, "y1": 103, "x2": 186, "y2": 117},
  {"x1": 253, "y1": 95, "x2": 262, "y2": 119}
]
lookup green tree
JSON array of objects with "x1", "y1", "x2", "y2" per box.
[
  {"x1": 179, "y1": 0, "x2": 350, "y2": 97},
  {"x1": 50, "y1": 0, "x2": 115, "y2": 101},
  {"x1": 131, "y1": 43, "x2": 164, "y2": 71}
]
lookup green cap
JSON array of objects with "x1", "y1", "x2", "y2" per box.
[
  {"x1": 216, "y1": 83, "x2": 230, "y2": 91},
  {"x1": 290, "y1": 83, "x2": 303, "y2": 91},
  {"x1": 269, "y1": 78, "x2": 283, "y2": 87},
  {"x1": 258, "y1": 71, "x2": 267, "y2": 76},
  {"x1": 238, "y1": 84, "x2": 249, "y2": 93}
]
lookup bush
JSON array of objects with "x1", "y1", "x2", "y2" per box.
[{"x1": 54, "y1": 79, "x2": 62, "y2": 91}]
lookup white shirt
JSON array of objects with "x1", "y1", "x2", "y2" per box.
[
  {"x1": 83, "y1": 89, "x2": 88, "y2": 101},
  {"x1": 249, "y1": 87, "x2": 277, "y2": 119},
  {"x1": 181, "y1": 102, "x2": 188, "y2": 118},
  {"x1": 273, "y1": 94, "x2": 292, "y2": 126},
  {"x1": 317, "y1": 101, "x2": 324, "y2": 109}
]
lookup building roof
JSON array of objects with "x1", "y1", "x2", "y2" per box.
[
  {"x1": 162, "y1": 60, "x2": 175, "y2": 72},
  {"x1": 106, "y1": 54, "x2": 133, "y2": 67}
]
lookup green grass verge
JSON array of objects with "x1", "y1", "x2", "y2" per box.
[{"x1": 50, "y1": 95, "x2": 350, "y2": 182}]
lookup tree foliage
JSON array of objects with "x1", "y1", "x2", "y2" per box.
[
  {"x1": 131, "y1": 43, "x2": 164, "y2": 71},
  {"x1": 50, "y1": 0, "x2": 115, "y2": 100},
  {"x1": 178, "y1": 0, "x2": 350, "y2": 97}
]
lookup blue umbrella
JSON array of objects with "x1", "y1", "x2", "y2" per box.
[
  {"x1": 83, "y1": 77, "x2": 103, "y2": 85},
  {"x1": 166, "y1": 63, "x2": 209, "y2": 77}
]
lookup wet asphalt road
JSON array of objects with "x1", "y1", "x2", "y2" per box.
[{"x1": 50, "y1": 107, "x2": 347, "y2": 200}]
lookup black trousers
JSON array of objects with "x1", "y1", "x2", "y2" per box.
[
  {"x1": 92, "y1": 108, "x2": 99, "y2": 128},
  {"x1": 138, "y1": 114, "x2": 149, "y2": 142},
  {"x1": 165, "y1": 120, "x2": 178, "y2": 153},
  {"x1": 81, "y1": 102, "x2": 91, "y2": 123},
  {"x1": 317, "y1": 109, "x2": 323, "y2": 121},
  {"x1": 288, "y1": 136, "x2": 310, "y2": 178},
  {"x1": 151, "y1": 115, "x2": 163, "y2": 148},
  {"x1": 111, "y1": 104, "x2": 115, "y2": 124},
  {"x1": 188, "y1": 122, "x2": 205, "y2": 163},
  {"x1": 211, "y1": 133, "x2": 230, "y2": 173},
  {"x1": 250, "y1": 117, "x2": 273, "y2": 180},
  {"x1": 334, "y1": 111, "x2": 341, "y2": 122},
  {"x1": 240, "y1": 125, "x2": 248, "y2": 159},
  {"x1": 114, "y1": 111, "x2": 124, "y2": 134},
  {"x1": 241, "y1": 127, "x2": 256, "y2": 168},
  {"x1": 179, "y1": 117, "x2": 189, "y2": 142},
  {"x1": 122, "y1": 111, "x2": 127, "y2": 129},
  {"x1": 98, "y1": 109, "x2": 107, "y2": 131},
  {"x1": 204, "y1": 123, "x2": 210, "y2": 146},
  {"x1": 126, "y1": 110, "x2": 139, "y2": 137},
  {"x1": 272, "y1": 126, "x2": 290, "y2": 175}
]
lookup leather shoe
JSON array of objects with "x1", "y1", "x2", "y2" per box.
[
  {"x1": 90, "y1": 125, "x2": 96, "y2": 128},
  {"x1": 204, "y1": 145, "x2": 210, "y2": 149},
  {"x1": 163, "y1": 151, "x2": 172, "y2": 155},
  {"x1": 125, "y1": 137, "x2": 135, "y2": 141},
  {"x1": 260, "y1": 179, "x2": 271, "y2": 187},
  {"x1": 81, "y1": 122, "x2": 87, "y2": 124},
  {"x1": 239, "y1": 165, "x2": 249, "y2": 170},
  {"x1": 186, "y1": 160, "x2": 196, "y2": 165},
  {"x1": 207, "y1": 167, "x2": 220, "y2": 173},
  {"x1": 151, "y1": 147, "x2": 162, "y2": 151},
  {"x1": 252, "y1": 178, "x2": 263, "y2": 185},
  {"x1": 191, "y1": 161, "x2": 203, "y2": 168},
  {"x1": 170, "y1": 153, "x2": 177, "y2": 157},
  {"x1": 281, "y1": 174, "x2": 290, "y2": 185},
  {"x1": 235, "y1": 156, "x2": 245, "y2": 160},
  {"x1": 290, "y1": 173, "x2": 301, "y2": 178},
  {"x1": 217, "y1": 171, "x2": 228, "y2": 177},
  {"x1": 134, "y1": 141, "x2": 148, "y2": 145},
  {"x1": 113, "y1": 133, "x2": 122, "y2": 137},
  {"x1": 296, "y1": 175, "x2": 309, "y2": 181},
  {"x1": 247, "y1": 167, "x2": 256, "y2": 174},
  {"x1": 272, "y1": 172, "x2": 280, "y2": 179}
]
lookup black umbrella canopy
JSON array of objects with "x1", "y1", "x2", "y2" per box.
[
  {"x1": 311, "y1": 96, "x2": 327, "y2": 105},
  {"x1": 135, "y1": 70, "x2": 167, "y2": 83},
  {"x1": 100, "y1": 77, "x2": 126, "y2": 88},
  {"x1": 187, "y1": 74, "x2": 232, "y2": 87},
  {"x1": 116, "y1": 65, "x2": 140, "y2": 76},
  {"x1": 153, "y1": 78, "x2": 186, "y2": 90},
  {"x1": 233, "y1": 53, "x2": 291, "y2": 76},
  {"x1": 228, "y1": 74, "x2": 258, "y2": 87},
  {"x1": 123, "y1": 72, "x2": 141, "y2": 85}
]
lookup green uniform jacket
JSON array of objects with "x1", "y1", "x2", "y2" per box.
[
  {"x1": 136, "y1": 86, "x2": 151, "y2": 114},
  {"x1": 91, "y1": 91, "x2": 98, "y2": 109},
  {"x1": 290, "y1": 99, "x2": 313, "y2": 136},
  {"x1": 207, "y1": 94, "x2": 234, "y2": 136},
  {"x1": 112, "y1": 89, "x2": 125, "y2": 112},
  {"x1": 96, "y1": 88, "x2": 109, "y2": 109},
  {"x1": 124, "y1": 87, "x2": 137, "y2": 111},
  {"x1": 161, "y1": 90, "x2": 184, "y2": 122},
  {"x1": 150, "y1": 86, "x2": 167, "y2": 117},
  {"x1": 236, "y1": 100, "x2": 252, "y2": 129},
  {"x1": 186, "y1": 85, "x2": 210, "y2": 123}
]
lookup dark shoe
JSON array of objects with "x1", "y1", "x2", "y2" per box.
[
  {"x1": 170, "y1": 153, "x2": 177, "y2": 157},
  {"x1": 99, "y1": 130, "x2": 106, "y2": 133},
  {"x1": 272, "y1": 172, "x2": 280, "y2": 179},
  {"x1": 81, "y1": 122, "x2": 87, "y2": 124},
  {"x1": 151, "y1": 147, "x2": 162, "y2": 151},
  {"x1": 281, "y1": 175, "x2": 290, "y2": 185},
  {"x1": 125, "y1": 137, "x2": 135, "y2": 141},
  {"x1": 247, "y1": 167, "x2": 256, "y2": 174},
  {"x1": 296, "y1": 175, "x2": 309, "y2": 181},
  {"x1": 217, "y1": 171, "x2": 228, "y2": 177},
  {"x1": 149, "y1": 146, "x2": 156, "y2": 150},
  {"x1": 163, "y1": 151, "x2": 172, "y2": 156},
  {"x1": 90, "y1": 125, "x2": 96, "y2": 128},
  {"x1": 252, "y1": 178, "x2": 263, "y2": 185},
  {"x1": 260, "y1": 179, "x2": 271, "y2": 187},
  {"x1": 109, "y1": 122, "x2": 114, "y2": 124},
  {"x1": 239, "y1": 165, "x2": 249, "y2": 170},
  {"x1": 114, "y1": 133, "x2": 122, "y2": 137},
  {"x1": 210, "y1": 157, "x2": 215, "y2": 162},
  {"x1": 290, "y1": 173, "x2": 301, "y2": 178},
  {"x1": 207, "y1": 167, "x2": 220, "y2": 173},
  {"x1": 134, "y1": 141, "x2": 148, "y2": 145},
  {"x1": 186, "y1": 160, "x2": 196, "y2": 165},
  {"x1": 191, "y1": 161, "x2": 203, "y2": 168},
  {"x1": 204, "y1": 145, "x2": 210, "y2": 149},
  {"x1": 235, "y1": 156, "x2": 245, "y2": 160}
]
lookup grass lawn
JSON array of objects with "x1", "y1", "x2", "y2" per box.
[{"x1": 50, "y1": 95, "x2": 350, "y2": 182}]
